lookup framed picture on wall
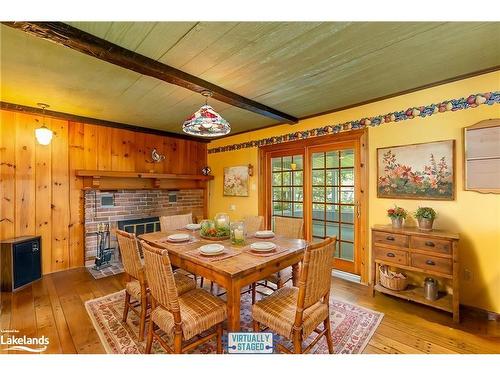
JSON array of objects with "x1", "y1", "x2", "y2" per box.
[
  {"x1": 223, "y1": 165, "x2": 249, "y2": 197},
  {"x1": 377, "y1": 140, "x2": 455, "y2": 200}
]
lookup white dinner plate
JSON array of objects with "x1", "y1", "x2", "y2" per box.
[
  {"x1": 199, "y1": 244, "x2": 225, "y2": 256},
  {"x1": 185, "y1": 223, "x2": 201, "y2": 230},
  {"x1": 250, "y1": 242, "x2": 276, "y2": 252},
  {"x1": 167, "y1": 233, "x2": 190, "y2": 243},
  {"x1": 255, "y1": 230, "x2": 275, "y2": 238}
]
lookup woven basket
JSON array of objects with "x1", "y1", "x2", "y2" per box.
[{"x1": 379, "y1": 265, "x2": 408, "y2": 291}]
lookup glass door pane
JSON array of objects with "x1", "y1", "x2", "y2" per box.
[
  {"x1": 310, "y1": 149, "x2": 355, "y2": 263},
  {"x1": 271, "y1": 154, "x2": 304, "y2": 230}
]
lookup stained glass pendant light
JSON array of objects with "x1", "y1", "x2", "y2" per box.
[
  {"x1": 35, "y1": 103, "x2": 53, "y2": 145},
  {"x1": 182, "y1": 91, "x2": 231, "y2": 137}
]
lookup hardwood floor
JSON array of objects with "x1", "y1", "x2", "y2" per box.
[{"x1": 0, "y1": 267, "x2": 498, "y2": 354}]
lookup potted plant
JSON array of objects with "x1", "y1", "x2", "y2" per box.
[
  {"x1": 414, "y1": 207, "x2": 437, "y2": 231},
  {"x1": 387, "y1": 205, "x2": 407, "y2": 229}
]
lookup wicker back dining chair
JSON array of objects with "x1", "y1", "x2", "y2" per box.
[
  {"x1": 274, "y1": 216, "x2": 304, "y2": 239},
  {"x1": 243, "y1": 215, "x2": 264, "y2": 234},
  {"x1": 252, "y1": 236, "x2": 336, "y2": 354},
  {"x1": 250, "y1": 217, "x2": 305, "y2": 303},
  {"x1": 272, "y1": 217, "x2": 304, "y2": 288},
  {"x1": 116, "y1": 229, "x2": 149, "y2": 341},
  {"x1": 141, "y1": 241, "x2": 226, "y2": 354},
  {"x1": 159, "y1": 213, "x2": 193, "y2": 231},
  {"x1": 116, "y1": 230, "x2": 196, "y2": 340}
]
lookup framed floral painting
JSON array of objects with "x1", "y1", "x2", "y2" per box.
[
  {"x1": 377, "y1": 140, "x2": 455, "y2": 200},
  {"x1": 223, "y1": 165, "x2": 249, "y2": 197}
]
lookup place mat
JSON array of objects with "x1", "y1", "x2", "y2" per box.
[
  {"x1": 157, "y1": 236, "x2": 199, "y2": 246},
  {"x1": 184, "y1": 247, "x2": 241, "y2": 262},
  {"x1": 243, "y1": 245, "x2": 289, "y2": 257}
]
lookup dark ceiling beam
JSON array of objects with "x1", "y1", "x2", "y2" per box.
[
  {"x1": 2, "y1": 21, "x2": 299, "y2": 125},
  {"x1": 0, "y1": 101, "x2": 210, "y2": 142}
]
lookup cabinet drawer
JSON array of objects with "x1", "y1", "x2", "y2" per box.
[
  {"x1": 410, "y1": 253, "x2": 452, "y2": 275},
  {"x1": 410, "y1": 236, "x2": 452, "y2": 255},
  {"x1": 374, "y1": 246, "x2": 408, "y2": 265},
  {"x1": 373, "y1": 231, "x2": 409, "y2": 248}
]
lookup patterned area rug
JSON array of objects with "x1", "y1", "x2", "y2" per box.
[{"x1": 85, "y1": 290, "x2": 383, "y2": 354}]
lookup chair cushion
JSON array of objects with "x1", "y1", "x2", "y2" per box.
[
  {"x1": 125, "y1": 280, "x2": 142, "y2": 300},
  {"x1": 265, "y1": 266, "x2": 293, "y2": 285},
  {"x1": 252, "y1": 286, "x2": 329, "y2": 340},
  {"x1": 125, "y1": 273, "x2": 196, "y2": 300},
  {"x1": 151, "y1": 288, "x2": 227, "y2": 341}
]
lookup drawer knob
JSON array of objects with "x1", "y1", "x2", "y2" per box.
[
  {"x1": 386, "y1": 252, "x2": 395, "y2": 258},
  {"x1": 426, "y1": 260, "x2": 436, "y2": 266},
  {"x1": 425, "y1": 241, "x2": 435, "y2": 247},
  {"x1": 386, "y1": 236, "x2": 395, "y2": 241}
]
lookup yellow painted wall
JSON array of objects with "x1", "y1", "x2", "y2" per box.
[{"x1": 208, "y1": 71, "x2": 500, "y2": 313}]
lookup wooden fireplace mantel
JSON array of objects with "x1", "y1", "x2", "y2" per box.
[{"x1": 75, "y1": 170, "x2": 214, "y2": 190}]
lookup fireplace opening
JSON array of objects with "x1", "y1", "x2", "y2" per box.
[{"x1": 117, "y1": 217, "x2": 161, "y2": 236}]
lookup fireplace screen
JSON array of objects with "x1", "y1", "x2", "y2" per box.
[{"x1": 117, "y1": 217, "x2": 161, "y2": 236}]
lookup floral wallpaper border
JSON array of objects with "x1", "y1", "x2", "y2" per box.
[{"x1": 208, "y1": 91, "x2": 499, "y2": 154}]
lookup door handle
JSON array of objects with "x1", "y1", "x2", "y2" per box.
[
  {"x1": 425, "y1": 241, "x2": 435, "y2": 247},
  {"x1": 386, "y1": 236, "x2": 395, "y2": 241},
  {"x1": 426, "y1": 260, "x2": 436, "y2": 266},
  {"x1": 386, "y1": 252, "x2": 395, "y2": 258}
]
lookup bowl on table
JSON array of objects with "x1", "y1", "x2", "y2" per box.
[
  {"x1": 250, "y1": 241, "x2": 276, "y2": 253},
  {"x1": 200, "y1": 220, "x2": 230, "y2": 240},
  {"x1": 199, "y1": 244, "x2": 225, "y2": 256},
  {"x1": 166, "y1": 233, "x2": 191, "y2": 243},
  {"x1": 254, "y1": 230, "x2": 275, "y2": 239}
]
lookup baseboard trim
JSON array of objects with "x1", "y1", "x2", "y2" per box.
[{"x1": 332, "y1": 269, "x2": 361, "y2": 284}]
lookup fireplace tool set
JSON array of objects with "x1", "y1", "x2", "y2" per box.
[{"x1": 93, "y1": 222, "x2": 115, "y2": 270}]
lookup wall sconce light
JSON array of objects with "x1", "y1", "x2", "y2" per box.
[
  {"x1": 201, "y1": 166, "x2": 212, "y2": 176},
  {"x1": 35, "y1": 103, "x2": 53, "y2": 145},
  {"x1": 151, "y1": 148, "x2": 166, "y2": 163},
  {"x1": 248, "y1": 164, "x2": 254, "y2": 176}
]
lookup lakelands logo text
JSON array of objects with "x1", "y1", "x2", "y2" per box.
[
  {"x1": 1, "y1": 329, "x2": 49, "y2": 353},
  {"x1": 227, "y1": 332, "x2": 273, "y2": 354}
]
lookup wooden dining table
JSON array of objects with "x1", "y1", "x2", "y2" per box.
[{"x1": 139, "y1": 230, "x2": 307, "y2": 331}]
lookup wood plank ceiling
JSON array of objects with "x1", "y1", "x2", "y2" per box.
[{"x1": 1, "y1": 22, "x2": 499, "y2": 136}]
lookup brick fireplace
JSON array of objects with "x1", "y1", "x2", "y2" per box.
[{"x1": 84, "y1": 189, "x2": 204, "y2": 264}]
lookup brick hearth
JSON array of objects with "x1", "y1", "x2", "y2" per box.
[{"x1": 84, "y1": 189, "x2": 204, "y2": 264}]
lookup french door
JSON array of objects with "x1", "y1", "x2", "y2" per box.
[
  {"x1": 260, "y1": 131, "x2": 366, "y2": 278},
  {"x1": 307, "y1": 141, "x2": 360, "y2": 274}
]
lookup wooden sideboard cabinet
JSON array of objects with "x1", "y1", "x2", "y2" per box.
[{"x1": 371, "y1": 225, "x2": 460, "y2": 322}]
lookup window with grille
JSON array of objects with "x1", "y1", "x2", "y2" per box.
[{"x1": 271, "y1": 154, "x2": 303, "y2": 229}]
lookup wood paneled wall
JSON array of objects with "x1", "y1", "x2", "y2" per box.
[{"x1": 0, "y1": 109, "x2": 207, "y2": 274}]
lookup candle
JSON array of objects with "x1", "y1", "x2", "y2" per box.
[
  {"x1": 234, "y1": 229, "x2": 244, "y2": 240},
  {"x1": 217, "y1": 218, "x2": 226, "y2": 227}
]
